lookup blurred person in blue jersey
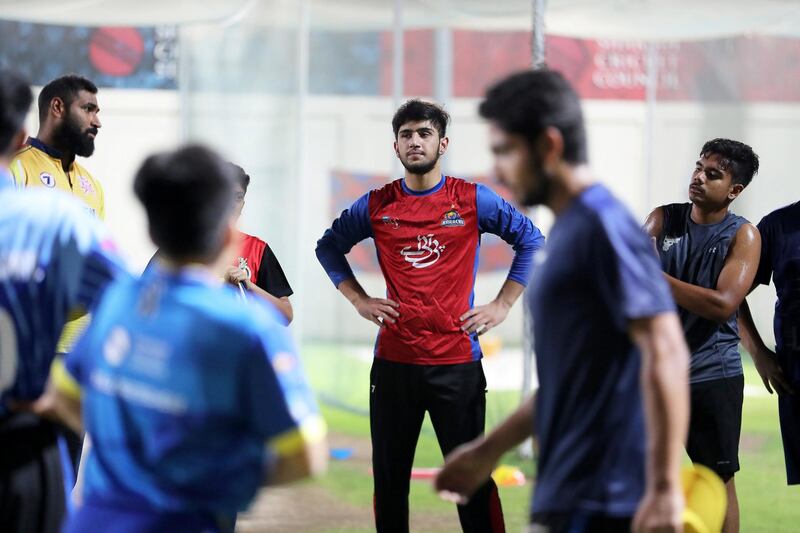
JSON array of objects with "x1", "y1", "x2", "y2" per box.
[
  {"x1": 45, "y1": 145, "x2": 327, "y2": 533},
  {"x1": 0, "y1": 70, "x2": 122, "y2": 533},
  {"x1": 146, "y1": 163, "x2": 294, "y2": 324},
  {"x1": 644, "y1": 139, "x2": 761, "y2": 533},
  {"x1": 434, "y1": 70, "x2": 690, "y2": 533}
]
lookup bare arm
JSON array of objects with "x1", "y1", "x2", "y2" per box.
[
  {"x1": 643, "y1": 207, "x2": 665, "y2": 240},
  {"x1": 738, "y1": 297, "x2": 794, "y2": 395},
  {"x1": 264, "y1": 418, "x2": 329, "y2": 485},
  {"x1": 266, "y1": 438, "x2": 328, "y2": 486},
  {"x1": 13, "y1": 359, "x2": 84, "y2": 433},
  {"x1": 668, "y1": 224, "x2": 760, "y2": 323},
  {"x1": 245, "y1": 281, "x2": 293, "y2": 324},
  {"x1": 630, "y1": 313, "x2": 689, "y2": 533},
  {"x1": 434, "y1": 394, "x2": 535, "y2": 503},
  {"x1": 460, "y1": 279, "x2": 526, "y2": 335}
]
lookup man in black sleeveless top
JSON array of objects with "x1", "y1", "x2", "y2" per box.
[{"x1": 644, "y1": 138, "x2": 761, "y2": 533}]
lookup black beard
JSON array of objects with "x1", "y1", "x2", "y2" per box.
[
  {"x1": 57, "y1": 113, "x2": 96, "y2": 157},
  {"x1": 400, "y1": 151, "x2": 440, "y2": 176},
  {"x1": 521, "y1": 152, "x2": 553, "y2": 207}
]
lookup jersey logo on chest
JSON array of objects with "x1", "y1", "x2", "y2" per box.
[
  {"x1": 662, "y1": 235, "x2": 682, "y2": 252},
  {"x1": 441, "y1": 208, "x2": 465, "y2": 227},
  {"x1": 400, "y1": 234, "x2": 446, "y2": 269},
  {"x1": 381, "y1": 215, "x2": 400, "y2": 229},
  {"x1": 78, "y1": 175, "x2": 95, "y2": 195}
]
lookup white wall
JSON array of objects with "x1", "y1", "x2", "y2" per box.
[
  {"x1": 22, "y1": 88, "x2": 181, "y2": 273},
  {"x1": 21, "y1": 89, "x2": 798, "y2": 348}
]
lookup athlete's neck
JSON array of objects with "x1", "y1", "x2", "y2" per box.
[
  {"x1": 403, "y1": 167, "x2": 442, "y2": 192},
  {"x1": 36, "y1": 128, "x2": 75, "y2": 172},
  {"x1": 690, "y1": 203, "x2": 729, "y2": 225},
  {"x1": 547, "y1": 164, "x2": 594, "y2": 216}
]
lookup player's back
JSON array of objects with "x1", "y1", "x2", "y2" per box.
[
  {"x1": 758, "y1": 201, "x2": 800, "y2": 354},
  {"x1": 527, "y1": 184, "x2": 674, "y2": 517},
  {"x1": 70, "y1": 265, "x2": 305, "y2": 517},
  {"x1": 0, "y1": 184, "x2": 117, "y2": 413}
]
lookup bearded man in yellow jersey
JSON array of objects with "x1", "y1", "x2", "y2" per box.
[{"x1": 10, "y1": 74, "x2": 104, "y2": 477}]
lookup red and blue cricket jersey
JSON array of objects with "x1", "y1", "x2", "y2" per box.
[{"x1": 316, "y1": 175, "x2": 544, "y2": 365}]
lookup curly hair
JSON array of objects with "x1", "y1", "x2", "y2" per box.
[{"x1": 700, "y1": 138, "x2": 759, "y2": 187}]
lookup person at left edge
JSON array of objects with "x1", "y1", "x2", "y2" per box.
[
  {"x1": 0, "y1": 69, "x2": 123, "y2": 533},
  {"x1": 10, "y1": 74, "x2": 105, "y2": 471}
]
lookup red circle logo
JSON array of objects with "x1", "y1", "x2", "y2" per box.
[{"x1": 89, "y1": 27, "x2": 145, "y2": 77}]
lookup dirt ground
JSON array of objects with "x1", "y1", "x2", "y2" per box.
[{"x1": 235, "y1": 433, "x2": 463, "y2": 533}]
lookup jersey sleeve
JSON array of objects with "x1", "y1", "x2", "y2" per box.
[
  {"x1": 51, "y1": 355, "x2": 83, "y2": 400},
  {"x1": 255, "y1": 245, "x2": 294, "y2": 298},
  {"x1": 475, "y1": 183, "x2": 545, "y2": 285},
  {"x1": 754, "y1": 215, "x2": 773, "y2": 286},
  {"x1": 315, "y1": 192, "x2": 373, "y2": 288},
  {"x1": 10, "y1": 158, "x2": 28, "y2": 187},
  {"x1": 593, "y1": 212, "x2": 676, "y2": 329},
  {"x1": 244, "y1": 319, "x2": 325, "y2": 457}
]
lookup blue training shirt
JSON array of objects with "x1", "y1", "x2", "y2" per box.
[
  {"x1": 0, "y1": 174, "x2": 121, "y2": 415},
  {"x1": 755, "y1": 201, "x2": 800, "y2": 384},
  {"x1": 527, "y1": 184, "x2": 675, "y2": 517},
  {"x1": 64, "y1": 264, "x2": 323, "y2": 517}
]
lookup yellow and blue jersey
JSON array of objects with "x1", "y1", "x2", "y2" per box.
[
  {"x1": 10, "y1": 137, "x2": 106, "y2": 354},
  {"x1": 62, "y1": 264, "x2": 324, "y2": 518},
  {"x1": 0, "y1": 174, "x2": 121, "y2": 415}
]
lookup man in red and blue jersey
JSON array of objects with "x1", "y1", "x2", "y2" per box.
[{"x1": 316, "y1": 99, "x2": 545, "y2": 532}]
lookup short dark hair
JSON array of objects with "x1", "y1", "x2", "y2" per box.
[
  {"x1": 0, "y1": 70, "x2": 33, "y2": 154},
  {"x1": 134, "y1": 145, "x2": 237, "y2": 262},
  {"x1": 479, "y1": 69, "x2": 588, "y2": 164},
  {"x1": 230, "y1": 162, "x2": 250, "y2": 193},
  {"x1": 700, "y1": 138, "x2": 759, "y2": 188},
  {"x1": 392, "y1": 99, "x2": 450, "y2": 138},
  {"x1": 37, "y1": 74, "x2": 98, "y2": 123}
]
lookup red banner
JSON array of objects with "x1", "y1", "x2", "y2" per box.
[{"x1": 381, "y1": 31, "x2": 800, "y2": 102}]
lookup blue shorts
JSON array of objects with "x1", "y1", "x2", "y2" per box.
[{"x1": 63, "y1": 501, "x2": 234, "y2": 533}]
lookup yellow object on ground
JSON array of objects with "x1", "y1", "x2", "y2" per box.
[
  {"x1": 491, "y1": 464, "x2": 526, "y2": 487},
  {"x1": 682, "y1": 464, "x2": 727, "y2": 533}
]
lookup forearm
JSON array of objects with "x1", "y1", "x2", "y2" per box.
[
  {"x1": 495, "y1": 279, "x2": 526, "y2": 308},
  {"x1": 246, "y1": 282, "x2": 293, "y2": 323},
  {"x1": 635, "y1": 315, "x2": 689, "y2": 490},
  {"x1": 337, "y1": 277, "x2": 369, "y2": 305},
  {"x1": 477, "y1": 394, "x2": 535, "y2": 463},
  {"x1": 49, "y1": 359, "x2": 84, "y2": 433},
  {"x1": 738, "y1": 298, "x2": 769, "y2": 358},
  {"x1": 266, "y1": 440, "x2": 328, "y2": 486},
  {"x1": 666, "y1": 274, "x2": 736, "y2": 323}
]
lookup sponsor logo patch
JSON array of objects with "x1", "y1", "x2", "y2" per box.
[{"x1": 441, "y1": 209, "x2": 464, "y2": 227}]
